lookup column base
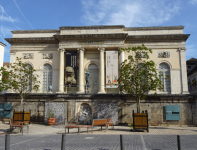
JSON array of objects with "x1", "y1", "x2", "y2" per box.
[
  {"x1": 182, "y1": 91, "x2": 190, "y2": 94},
  {"x1": 76, "y1": 91, "x2": 85, "y2": 94},
  {"x1": 56, "y1": 91, "x2": 66, "y2": 94},
  {"x1": 98, "y1": 91, "x2": 106, "y2": 94}
]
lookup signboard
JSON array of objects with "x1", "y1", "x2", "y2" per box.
[
  {"x1": 165, "y1": 105, "x2": 180, "y2": 120},
  {"x1": 65, "y1": 51, "x2": 77, "y2": 87},
  {"x1": 106, "y1": 51, "x2": 118, "y2": 88}
]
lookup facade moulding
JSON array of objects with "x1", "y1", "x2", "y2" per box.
[
  {"x1": 125, "y1": 34, "x2": 190, "y2": 43},
  {"x1": 54, "y1": 33, "x2": 128, "y2": 41},
  {"x1": 5, "y1": 37, "x2": 59, "y2": 44}
]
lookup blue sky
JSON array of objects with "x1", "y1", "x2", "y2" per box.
[{"x1": 0, "y1": 0, "x2": 197, "y2": 62}]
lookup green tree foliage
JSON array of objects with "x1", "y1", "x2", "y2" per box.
[
  {"x1": 118, "y1": 44, "x2": 164, "y2": 113},
  {"x1": 0, "y1": 57, "x2": 40, "y2": 104}
]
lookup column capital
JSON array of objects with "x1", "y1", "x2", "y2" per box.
[
  {"x1": 98, "y1": 47, "x2": 105, "y2": 52},
  {"x1": 77, "y1": 48, "x2": 85, "y2": 51},
  {"x1": 178, "y1": 47, "x2": 187, "y2": 51},
  {"x1": 58, "y1": 48, "x2": 65, "y2": 52}
]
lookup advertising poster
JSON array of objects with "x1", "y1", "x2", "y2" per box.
[
  {"x1": 106, "y1": 51, "x2": 118, "y2": 88},
  {"x1": 65, "y1": 51, "x2": 77, "y2": 87}
]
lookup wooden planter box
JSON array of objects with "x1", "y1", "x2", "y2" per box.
[
  {"x1": 133, "y1": 110, "x2": 149, "y2": 132},
  {"x1": 13, "y1": 109, "x2": 31, "y2": 124}
]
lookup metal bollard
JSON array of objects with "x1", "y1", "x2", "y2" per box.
[
  {"x1": 177, "y1": 135, "x2": 181, "y2": 150},
  {"x1": 61, "y1": 134, "x2": 66, "y2": 150},
  {"x1": 5, "y1": 134, "x2": 10, "y2": 150},
  {"x1": 120, "y1": 135, "x2": 124, "y2": 150}
]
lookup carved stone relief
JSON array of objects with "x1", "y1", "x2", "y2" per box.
[
  {"x1": 158, "y1": 52, "x2": 170, "y2": 58},
  {"x1": 42, "y1": 53, "x2": 53, "y2": 59},
  {"x1": 23, "y1": 53, "x2": 34, "y2": 59}
]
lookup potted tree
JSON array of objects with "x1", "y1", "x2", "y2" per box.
[
  {"x1": 118, "y1": 44, "x2": 164, "y2": 132},
  {"x1": 47, "y1": 109, "x2": 56, "y2": 125}
]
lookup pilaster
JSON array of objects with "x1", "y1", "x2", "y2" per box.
[{"x1": 179, "y1": 48, "x2": 189, "y2": 94}]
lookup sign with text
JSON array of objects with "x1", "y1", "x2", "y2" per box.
[
  {"x1": 65, "y1": 51, "x2": 77, "y2": 87},
  {"x1": 106, "y1": 51, "x2": 118, "y2": 88}
]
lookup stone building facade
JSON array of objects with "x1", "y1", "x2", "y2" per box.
[
  {"x1": 187, "y1": 58, "x2": 197, "y2": 94},
  {"x1": 0, "y1": 41, "x2": 6, "y2": 80},
  {"x1": 1, "y1": 25, "x2": 196, "y2": 126}
]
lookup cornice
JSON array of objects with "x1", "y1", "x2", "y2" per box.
[
  {"x1": 54, "y1": 33, "x2": 128, "y2": 41},
  {"x1": 59, "y1": 25, "x2": 125, "y2": 30},
  {"x1": 0, "y1": 41, "x2": 6, "y2": 47},
  {"x1": 5, "y1": 37, "x2": 59, "y2": 44},
  {"x1": 11, "y1": 30, "x2": 60, "y2": 34},
  {"x1": 124, "y1": 26, "x2": 184, "y2": 31},
  {"x1": 125, "y1": 34, "x2": 190, "y2": 43}
]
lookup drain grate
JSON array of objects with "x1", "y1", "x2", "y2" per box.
[{"x1": 85, "y1": 137, "x2": 94, "y2": 139}]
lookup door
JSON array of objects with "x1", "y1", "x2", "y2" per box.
[{"x1": 88, "y1": 64, "x2": 99, "y2": 94}]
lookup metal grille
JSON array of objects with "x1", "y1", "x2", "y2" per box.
[
  {"x1": 159, "y1": 63, "x2": 171, "y2": 92},
  {"x1": 42, "y1": 64, "x2": 52, "y2": 92}
]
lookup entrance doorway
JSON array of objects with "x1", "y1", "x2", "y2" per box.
[{"x1": 88, "y1": 64, "x2": 99, "y2": 93}]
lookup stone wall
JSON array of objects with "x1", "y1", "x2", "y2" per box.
[{"x1": 0, "y1": 94, "x2": 197, "y2": 126}]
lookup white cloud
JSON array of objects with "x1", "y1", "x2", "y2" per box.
[
  {"x1": 0, "y1": 5, "x2": 20, "y2": 29},
  {"x1": 81, "y1": 0, "x2": 180, "y2": 27},
  {"x1": 13, "y1": 0, "x2": 34, "y2": 29},
  {"x1": 189, "y1": 0, "x2": 197, "y2": 5}
]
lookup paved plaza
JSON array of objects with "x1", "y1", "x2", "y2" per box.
[{"x1": 0, "y1": 124, "x2": 197, "y2": 149}]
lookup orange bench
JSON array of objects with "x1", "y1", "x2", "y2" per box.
[
  {"x1": 10, "y1": 119, "x2": 29, "y2": 134},
  {"x1": 106, "y1": 119, "x2": 114, "y2": 129},
  {"x1": 65, "y1": 119, "x2": 107, "y2": 134}
]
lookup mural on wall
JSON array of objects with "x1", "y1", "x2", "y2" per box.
[
  {"x1": 106, "y1": 51, "x2": 118, "y2": 88},
  {"x1": 65, "y1": 51, "x2": 77, "y2": 87},
  {"x1": 97, "y1": 103, "x2": 118, "y2": 125},
  {"x1": 78, "y1": 103, "x2": 92, "y2": 124},
  {"x1": 44, "y1": 102, "x2": 65, "y2": 124},
  {"x1": 23, "y1": 53, "x2": 34, "y2": 59},
  {"x1": 42, "y1": 53, "x2": 53, "y2": 59},
  {"x1": 158, "y1": 52, "x2": 170, "y2": 58}
]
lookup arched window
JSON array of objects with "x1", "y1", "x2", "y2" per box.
[
  {"x1": 26, "y1": 64, "x2": 32, "y2": 91},
  {"x1": 43, "y1": 64, "x2": 52, "y2": 92},
  {"x1": 159, "y1": 63, "x2": 171, "y2": 92}
]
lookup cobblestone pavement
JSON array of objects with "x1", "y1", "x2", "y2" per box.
[
  {"x1": 1, "y1": 123, "x2": 197, "y2": 135},
  {"x1": 1, "y1": 124, "x2": 197, "y2": 149},
  {"x1": 0, "y1": 134, "x2": 197, "y2": 150}
]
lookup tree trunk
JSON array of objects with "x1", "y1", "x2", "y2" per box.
[
  {"x1": 21, "y1": 98, "x2": 23, "y2": 104},
  {"x1": 137, "y1": 97, "x2": 141, "y2": 113}
]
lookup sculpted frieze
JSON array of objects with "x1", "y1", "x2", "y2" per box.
[
  {"x1": 42, "y1": 53, "x2": 53, "y2": 59},
  {"x1": 23, "y1": 53, "x2": 34, "y2": 59},
  {"x1": 158, "y1": 51, "x2": 170, "y2": 58}
]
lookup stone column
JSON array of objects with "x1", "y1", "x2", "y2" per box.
[
  {"x1": 77, "y1": 48, "x2": 85, "y2": 93},
  {"x1": 57, "y1": 48, "x2": 65, "y2": 93},
  {"x1": 179, "y1": 48, "x2": 189, "y2": 94},
  {"x1": 120, "y1": 50, "x2": 125, "y2": 64},
  {"x1": 98, "y1": 48, "x2": 106, "y2": 94}
]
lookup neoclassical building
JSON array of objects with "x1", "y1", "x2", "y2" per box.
[
  {"x1": 0, "y1": 41, "x2": 6, "y2": 80},
  {"x1": 1, "y1": 25, "x2": 196, "y2": 126},
  {"x1": 5, "y1": 25, "x2": 189, "y2": 94}
]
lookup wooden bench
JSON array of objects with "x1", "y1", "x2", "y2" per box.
[
  {"x1": 10, "y1": 119, "x2": 29, "y2": 134},
  {"x1": 106, "y1": 119, "x2": 114, "y2": 129},
  {"x1": 65, "y1": 125, "x2": 92, "y2": 134},
  {"x1": 65, "y1": 119, "x2": 107, "y2": 134}
]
